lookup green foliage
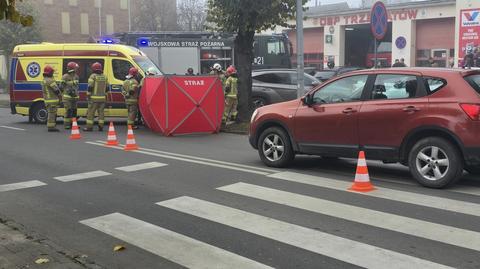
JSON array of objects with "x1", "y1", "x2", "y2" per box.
[
  {"x1": 206, "y1": 0, "x2": 305, "y2": 33},
  {"x1": 0, "y1": 0, "x2": 33, "y2": 26},
  {"x1": 0, "y1": 1, "x2": 40, "y2": 57}
]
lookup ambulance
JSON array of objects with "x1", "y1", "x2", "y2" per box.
[{"x1": 9, "y1": 43, "x2": 161, "y2": 123}]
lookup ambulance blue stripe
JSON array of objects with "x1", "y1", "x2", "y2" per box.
[{"x1": 13, "y1": 83, "x2": 89, "y2": 91}]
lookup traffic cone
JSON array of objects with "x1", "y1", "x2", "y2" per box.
[
  {"x1": 69, "y1": 118, "x2": 81, "y2": 140},
  {"x1": 105, "y1": 122, "x2": 119, "y2": 146},
  {"x1": 349, "y1": 151, "x2": 376, "y2": 192},
  {"x1": 123, "y1": 125, "x2": 139, "y2": 151}
]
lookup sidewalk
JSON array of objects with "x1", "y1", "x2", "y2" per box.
[
  {"x1": 0, "y1": 219, "x2": 101, "y2": 269},
  {"x1": 0, "y1": 93, "x2": 9, "y2": 108}
]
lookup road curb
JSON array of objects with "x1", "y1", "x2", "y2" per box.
[{"x1": 0, "y1": 100, "x2": 10, "y2": 108}]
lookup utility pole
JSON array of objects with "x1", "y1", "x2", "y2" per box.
[
  {"x1": 97, "y1": 0, "x2": 102, "y2": 36},
  {"x1": 296, "y1": 0, "x2": 305, "y2": 98},
  {"x1": 128, "y1": 0, "x2": 131, "y2": 32}
]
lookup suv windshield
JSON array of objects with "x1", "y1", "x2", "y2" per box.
[
  {"x1": 133, "y1": 56, "x2": 162, "y2": 75},
  {"x1": 465, "y1": 74, "x2": 480, "y2": 95}
]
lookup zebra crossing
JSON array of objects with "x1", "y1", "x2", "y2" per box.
[{"x1": 79, "y1": 171, "x2": 480, "y2": 269}]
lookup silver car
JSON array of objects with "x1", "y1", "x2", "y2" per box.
[{"x1": 251, "y1": 69, "x2": 320, "y2": 108}]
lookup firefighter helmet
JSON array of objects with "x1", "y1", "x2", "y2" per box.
[
  {"x1": 226, "y1": 65, "x2": 237, "y2": 75},
  {"x1": 43, "y1": 65, "x2": 54, "y2": 76},
  {"x1": 212, "y1": 63, "x2": 222, "y2": 71},
  {"x1": 91, "y1": 62, "x2": 103, "y2": 72},
  {"x1": 128, "y1": 67, "x2": 139, "y2": 77},
  {"x1": 146, "y1": 67, "x2": 157, "y2": 76},
  {"x1": 67, "y1": 61, "x2": 78, "y2": 72}
]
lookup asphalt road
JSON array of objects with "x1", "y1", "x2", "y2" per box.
[{"x1": 1, "y1": 108, "x2": 480, "y2": 269}]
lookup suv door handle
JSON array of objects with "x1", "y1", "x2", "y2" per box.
[
  {"x1": 402, "y1": 106, "x2": 420, "y2": 113},
  {"x1": 342, "y1": 108, "x2": 357, "y2": 114}
]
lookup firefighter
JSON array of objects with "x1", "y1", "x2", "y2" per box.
[
  {"x1": 42, "y1": 65, "x2": 61, "y2": 132},
  {"x1": 210, "y1": 63, "x2": 226, "y2": 83},
  {"x1": 61, "y1": 61, "x2": 79, "y2": 129},
  {"x1": 223, "y1": 65, "x2": 238, "y2": 123},
  {"x1": 122, "y1": 67, "x2": 140, "y2": 129},
  {"x1": 84, "y1": 62, "x2": 108, "y2": 132}
]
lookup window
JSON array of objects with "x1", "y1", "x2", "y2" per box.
[
  {"x1": 44, "y1": 0, "x2": 53, "y2": 4},
  {"x1": 372, "y1": 75, "x2": 418, "y2": 100},
  {"x1": 133, "y1": 56, "x2": 162, "y2": 75},
  {"x1": 62, "y1": 59, "x2": 105, "y2": 83},
  {"x1": 424, "y1": 77, "x2": 446, "y2": 94},
  {"x1": 120, "y1": 0, "x2": 128, "y2": 9},
  {"x1": 106, "y1": 15, "x2": 114, "y2": 35},
  {"x1": 289, "y1": 73, "x2": 317, "y2": 86},
  {"x1": 266, "y1": 39, "x2": 286, "y2": 55},
  {"x1": 253, "y1": 73, "x2": 290, "y2": 84},
  {"x1": 465, "y1": 75, "x2": 480, "y2": 95},
  {"x1": 313, "y1": 75, "x2": 368, "y2": 104},
  {"x1": 61, "y1": 12, "x2": 70, "y2": 34},
  {"x1": 81, "y1": 13, "x2": 89, "y2": 35},
  {"x1": 112, "y1": 59, "x2": 133, "y2": 81},
  {"x1": 68, "y1": 0, "x2": 77, "y2": 6}
]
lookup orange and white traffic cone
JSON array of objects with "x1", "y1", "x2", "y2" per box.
[
  {"x1": 124, "y1": 125, "x2": 139, "y2": 151},
  {"x1": 349, "y1": 151, "x2": 376, "y2": 192},
  {"x1": 105, "y1": 122, "x2": 119, "y2": 146},
  {"x1": 69, "y1": 118, "x2": 81, "y2": 140}
]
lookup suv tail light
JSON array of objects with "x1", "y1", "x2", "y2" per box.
[{"x1": 460, "y1": 104, "x2": 480, "y2": 120}]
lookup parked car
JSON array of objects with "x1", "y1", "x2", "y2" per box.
[
  {"x1": 249, "y1": 68, "x2": 480, "y2": 188},
  {"x1": 251, "y1": 69, "x2": 320, "y2": 109},
  {"x1": 314, "y1": 66, "x2": 363, "y2": 82}
]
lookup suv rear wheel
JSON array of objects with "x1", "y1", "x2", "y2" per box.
[
  {"x1": 257, "y1": 127, "x2": 294, "y2": 167},
  {"x1": 408, "y1": 137, "x2": 463, "y2": 188}
]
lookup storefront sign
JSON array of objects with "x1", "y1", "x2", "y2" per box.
[
  {"x1": 459, "y1": 8, "x2": 480, "y2": 61},
  {"x1": 311, "y1": 9, "x2": 418, "y2": 27}
]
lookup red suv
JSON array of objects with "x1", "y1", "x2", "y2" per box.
[{"x1": 249, "y1": 68, "x2": 480, "y2": 188}]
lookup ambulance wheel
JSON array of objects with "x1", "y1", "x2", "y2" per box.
[{"x1": 31, "y1": 102, "x2": 48, "y2": 124}]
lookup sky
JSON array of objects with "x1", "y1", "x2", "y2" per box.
[{"x1": 307, "y1": 0, "x2": 362, "y2": 8}]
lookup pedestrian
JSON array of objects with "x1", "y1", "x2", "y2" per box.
[
  {"x1": 429, "y1": 57, "x2": 439, "y2": 67},
  {"x1": 60, "y1": 62, "x2": 79, "y2": 130},
  {"x1": 41, "y1": 65, "x2": 61, "y2": 132},
  {"x1": 392, "y1": 59, "x2": 401, "y2": 67},
  {"x1": 474, "y1": 47, "x2": 480, "y2": 67},
  {"x1": 223, "y1": 65, "x2": 238, "y2": 124},
  {"x1": 400, "y1": 58, "x2": 407, "y2": 67},
  {"x1": 448, "y1": 57, "x2": 455, "y2": 68},
  {"x1": 138, "y1": 67, "x2": 157, "y2": 125},
  {"x1": 186, "y1": 67, "x2": 195, "y2": 75},
  {"x1": 84, "y1": 62, "x2": 108, "y2": 132},
  {"x1": 122, "y1": 67, "x2": 140, "y2": 129}
]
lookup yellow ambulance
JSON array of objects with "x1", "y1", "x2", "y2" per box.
[{"x1": 9, "y1": 43, "x2": 161, "y2": 123}]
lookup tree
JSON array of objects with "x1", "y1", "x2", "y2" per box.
[
  {"x1": 177, "y1": 0, "x2": 207, "y2": 31},
  {"x1": 0, "y1": 0, "x2": 33, "y2": 26},
  {"x1": 0, "y1": 1, "x2": 40, "y2": 74},
  {"x1": 133, "y1": 0, "x2": 178, "y2": 31},
  {"x1": 207, "y1": 0, "x2": 306, "y2": 122}
]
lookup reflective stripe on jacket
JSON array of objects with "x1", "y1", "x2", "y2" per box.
[
  {"x1": 42, "y1": 77, "x2": 60, "y2": 104},
  {"x1": 88, "y1": 73, "x2": 108, "y2": 102},
  {"x1": 61, "y1": 73, "x2": 79, "y2": 100},
  {"x1": 122, "y1": 78, "x2": 139, "y2": 105}
]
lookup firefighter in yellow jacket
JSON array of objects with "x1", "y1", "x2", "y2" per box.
[
  {"x1": 122, "y1": 67, "x2": 140, "y2": 129},
  {"x1": 42, "y1": 65, "x2": 61, "y2": 132},
  {"x1": 60, "y1": 61, "x2": 79, "y2": 129},
  {"x1": 84, "y1": 62, "x2": 109, "y2": 131},
  {"x1": 223, "y1": 65, "x2": 239, "y2": 123}
]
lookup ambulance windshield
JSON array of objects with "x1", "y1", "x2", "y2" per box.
[{"x1": 133, "y1": 56, "x2": 162, "y2": 75}]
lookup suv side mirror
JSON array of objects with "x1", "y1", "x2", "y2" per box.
[{"x1": 301, "y1": 94, "x2": 313, "y2": 106}]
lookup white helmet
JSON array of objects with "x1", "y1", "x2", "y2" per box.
[
  {"x1": 213, "y1": 63, "x2": 222, "y2": 71},
  {"x1": 146, "y1": 67, "x2": 157, "y2": 76}
]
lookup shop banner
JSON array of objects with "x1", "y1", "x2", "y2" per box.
[{"x1": 459, "y1": 8, "x2": 480, "y2": 62}]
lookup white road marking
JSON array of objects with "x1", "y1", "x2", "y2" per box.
[
  {"x1": 448, "y1": 186, "x2": 480, "y2": 196},
  {"x1": 86, "y1": 141, "x2": 272, "y2": 175},
  {"x1": 115, "y1": 162, "x2": 167, "y2": 172},
  {"x1": 268, "y1": 172, "x2": 480, "y2": 217},
  {"x1": 218, "y1": 182, "x2": 480, "y2": 251},
  {"x1": 80, "y1": 213, "x2": 272, "y2": 269},
  {"x1": 54, "y1": 170, "x2": 112, "y2": 182},
  {"x1": 157, "y1": 196, "x2": 453, "y2": 269},
  {"x1": 0, "y1": 180, "x2": 46, "y2": 192},
  {"x1": 0, "y1": 125, "x2": 25, "y2": 131}
]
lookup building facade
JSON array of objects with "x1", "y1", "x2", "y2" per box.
[
  {"x1": 30, "y1": 0, "x2": 177, "y2": 43},
  {"x1": 281, "y1": 0, "x2": 480, "y2": 69}
]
